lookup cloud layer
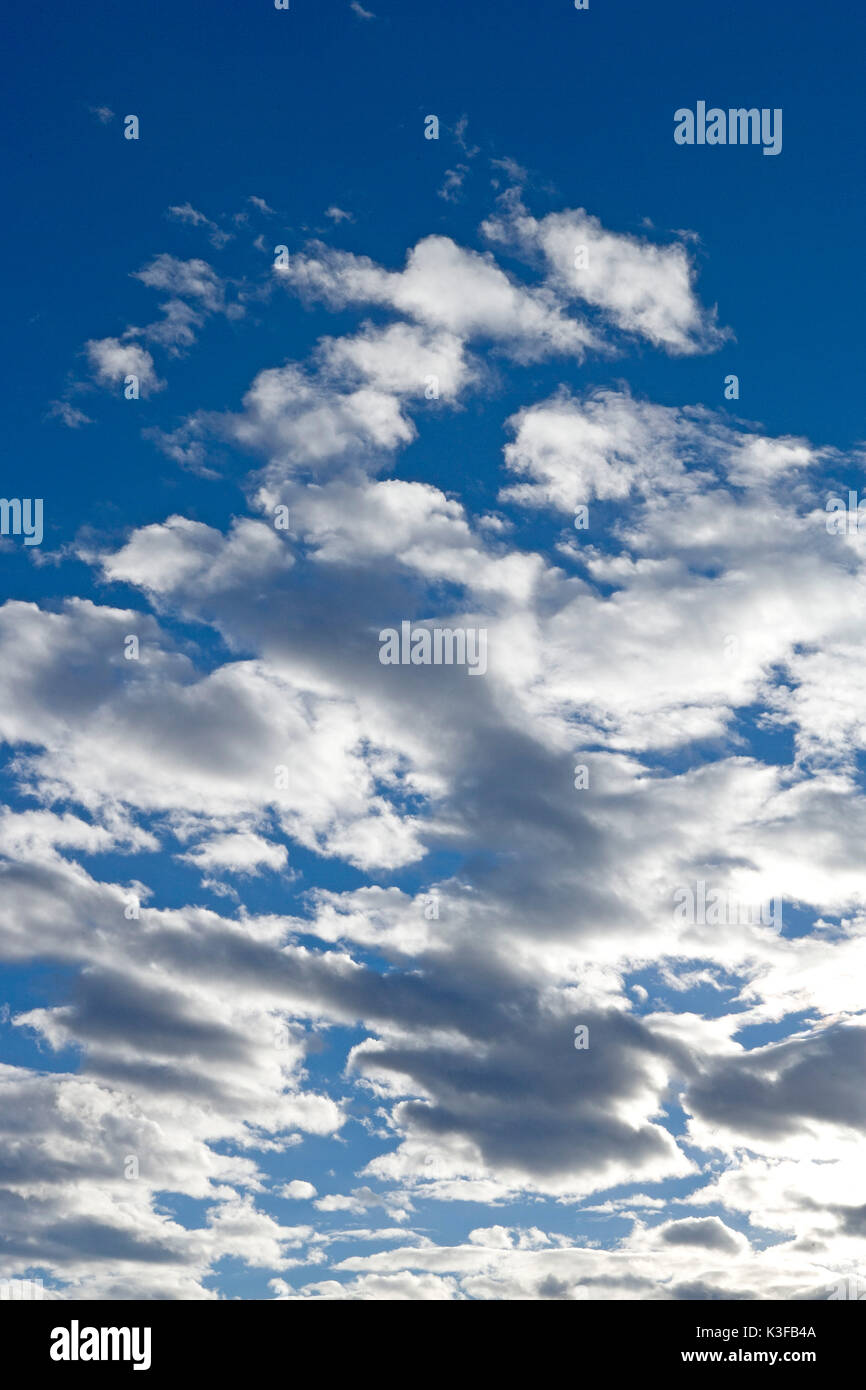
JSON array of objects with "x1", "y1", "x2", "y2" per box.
[{"x1": 5, "y1": 195, "x2": 864, "y2": 1300}]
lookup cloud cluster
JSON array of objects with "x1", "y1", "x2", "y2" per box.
[{"x1": 9, "y1": 194, "x2": 866, "y2": 1299}]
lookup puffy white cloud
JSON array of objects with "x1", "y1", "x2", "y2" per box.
[
  {"x1": 281, "y1": 235, "x2": 597, "y2": 361},
  {"x1": 231, "y1": 362, "x2": 416, "y2": 474},
  {"x1": 279, "y1": 1180, "x2": 317, "y2": 1200},
  {"x1": 85, "y1": 337, "x2": 163, "y2": 394},
  {"x1": 0, "y1": 599, "x2": 426, "y2": 870},
  {"x1": 99, "y1": 515, "x2": 293, "y2": 598},
  {"x1": 178, "y1": 831, "x2": 288, "y2": 876},
  {"x1": 317, "y1": 322, "x2": 474, "y2": 401},
  {"x1": 483, "y1": 197, "x2": 727, "y2": 354}
]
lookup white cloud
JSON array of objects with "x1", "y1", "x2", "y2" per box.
[
  {"x1": 166, "y1": 204, "x2": 234, "y2": 249},
  {"x1": 483, "y1": 197, "x2": 728, "y2": 353},
  {"x1": 178, "y1": 831, "x2": 288, "y2": 876},
  {"x1": 47, "y1": 400, "x2": 93, "y2": 428},
  {"x1": 281, "y1": 235, "x2": 597, "y2": 361},
  {"x1": 279, "y1": 1180, "x2": 318, "y2": 1200},
  {"x1": 85, "y1": 337, "x2": 163, "y2": 394},
  {"x1": 133, "y1": 254, "x2": 228, "y2": 313}
]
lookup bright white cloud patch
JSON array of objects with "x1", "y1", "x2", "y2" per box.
[
  {"x1": 483, "y1": 196, "x2": 728, "y2": 353},
  {"x1": 281, "y1": 234, "x2": 598, "y2": 361},
  {"x1": 86, "y1": 337, "x2": 163, "y2": 394}
]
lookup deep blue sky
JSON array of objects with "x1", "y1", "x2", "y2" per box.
[
  {"x1": 4, "y1": 0, "x2": 864, "y2": 614},
  {"x1": 5, "y1": 0, "x2": 866, "y2": 460}
]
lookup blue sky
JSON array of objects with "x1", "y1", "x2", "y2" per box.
[{"x1": 2, "y1": 0, "x2": 866, "y2": 1301}]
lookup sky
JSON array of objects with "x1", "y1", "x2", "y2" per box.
[{"x1": 1, "y1": 0, "x2": 866, "y2": 1301}]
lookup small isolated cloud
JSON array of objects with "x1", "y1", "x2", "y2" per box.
[
  {"x1": 248, "y1": 195, "x2": 275, "y2": 214},
  {"x1": 438, "y1": 166, "x2": 469, "y2": 203},
  {"x1": 85, "y1": 337, "x2": 163, "y2": 395},
  {"x1": 279, "y1": 1181, "x2": 318, "y2": 1200},
  {"x1": 178, "y1": 831, "x2": 289, "y2": 877},
  {"x1": 350, "y1": 1, "x2": 375, "y2": 18},
  {"x1": 166, "y1": 204, "x2": 234, "y2": 249},
  {"x1": 490, "y1": 155, "x2": 527, "y2": 187},
  {"x1": 88, "y1": 105, "x2": 114, "y2": 124},
  {"x1": 133, "y1": 254, "x2": 227, "y2": 312},
  {"x1": 167, "y1": 203, "x2": 211, "y2": 228},
  {"x1": 325, "y1": 206, "x2": 354, "y2": 224},
  {"x1": 47, "y1": 401, "x2": 93, "y2": 429},
  {"x1": 454, "y1": 115, "x2": 480, "y2": 158}
]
